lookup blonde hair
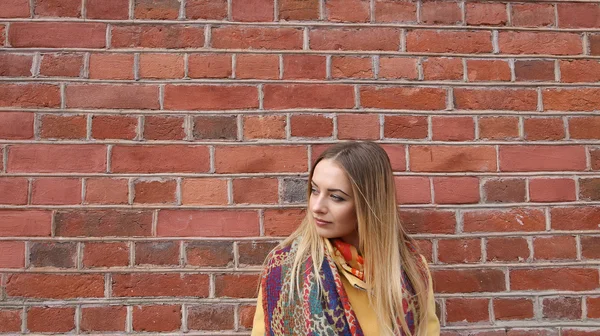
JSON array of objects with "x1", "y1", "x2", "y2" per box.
[{"x1": 279, "y1": 141, "x2": 430, "y2": 335}]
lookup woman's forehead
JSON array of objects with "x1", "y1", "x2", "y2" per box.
[{"x1": 312, "y1": 159, "x2": 352, "y2": 189}]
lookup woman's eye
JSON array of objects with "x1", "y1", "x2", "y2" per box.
[
  {"x1": 310, "y1": 187, "x2": 318, "y2": 194},
  {"x1": 331, "y1": 194, "x2": 344, "y2": 202}
]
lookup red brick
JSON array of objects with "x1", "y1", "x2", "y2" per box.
[
  {"x1": 34, "y1": 0, "x2": 80, "y2": 17},
  {"x1": 593, "y1": 148, "x2": 600, "y2": 170},
  {"x1": 232, "y1": 0, "x2": 273, "y2": 21},
  {"x1": 92, "y1": 115, "x2": 137, "y2": 140},
  {"x1": 374, "y1": 0, "x2": 416, "y2": 23},
  {"x1": 0, "y1": 241, "x2": 25, "y2": 268},
  {"x1": 433, "y1": 269, "x2": 506, "y2": 293},
  {"x1": 414, "y1": 240, "x2": 433, "y2": 262},
  {"x1": 264, "y1": 84, "x2": 354, "y2": 109},
  {"x1": 0, "y1": 112, "x2": 33, "y2": 139},
  {"x1": 31, "y1": 177, "x2": 81, "y2": 205},
  {"x1": 381, "y1": 144, "x2": 406, "y2": 172},
  {"x1": 215, "y1": 274, "x2": 260, "y2": 298},
  {"x1": 433, "y1": 177, "x2": 479, "y2": 204},
  {"x1": 134, "y1": 0, "x2": 179, "y2": 19},
  {"x1": 467, "y1": 59, "x2": 511, "y2": 81},
  {"x1": 0, "y1": 54, "x2": 33, "y2": 77},
  {"x1": 409, "y1": 145, "x2": 496, "y2": 172},
  {"x1": 55, "y1": 210, "x2": 153, "y2": 237},
  {"x1": 157, "y1": 210, "x2": 259, "y2": 237},
  {"x1": 186, "y1": 241, "x2": 233, "y2": 267},
  {"x1": 215, "y1": 145, "x2": 307, "y2": 173},
  {"x1": 282, "y1": 55, "x2": 326, "y2": 79},
  {"x1": 0, "y1": 309, "x2": 21, "y2": 332},
  {"x1": 512, "y1": 268, "x2": 599, "y2": 291},
  {"x1": 86, "y1": 0, "x2": 129, "y2": 19},
  {"x1": 551, "y1": 207, "x2": 600, "y2": 231},
  {"x1": 9, "y1": 22, "x2": 105, "y2": 48},
  {"x1": 422, "y1": 57, "x2": 463, "y2": 80},
  {"x1": 446, "y1": 298, "x2": 489, "y2": 323},
  {"x1": 0, "y1": 25, "x2": 4, "y2": 46},
  {"x1": 233, "y1": 178, "x2": 279, "y2": 204},
  {"x1": 483, "y1": 178, "x2": 526, "y2": 203},
  {"x1": 193, "y1": 115, "x2": 237, "y2": 140},
  {"x1": 511, "y1": 3, "x2": 555, "y2": 27},
  {"x1": 0, "y1": 178, "x2": 27, "y2": 205},
  {"x1": 85, "y1": 178, "x2": 129, "y2": 205},
  {"x1": 291, "y1": 114, "x2": 333, "y2": 138},
  {"x1": 186, "y1": 0, "x2": 227, "y2": 19},
  {"x1": 499, "y1": 32, "x2": 583, "y2": 55},
  {"x1": 0, "y1": 0, "x2": 30, "y2": 18},
  {"x1": 494, "y1": 299, "x2": 534, "y2": 320},
  {"x1": 337, "y1": 114, "x2": 380, "y2": 140},
  {"x1": 40, "y1": 114, "x2": 86, "y2": 140},
  {"x1": 66, "y1": 84, "x2": 159, "y2": 109},
  {"x1": 455, "y1": 88, "x2": 537, "y2": 111},
  {"x1": 29, "y1": 241, "x2": 76, "y2": 268},
  {"x1": 39, "y1": 53, "x2": 83, "y2": 77},
  {"x1": 543, "y1": 297, "x2": 582, "y2": 319},
  {"x1": 144, "y1": 115, "x2": 185, "y2": 140},
  {"x1": 135, "y1": 241, "x2": 179, "y2": 266},
  {"x1": 361, "y1": 87, "x2": 446, "y2": 110},
  {"x1": 133, "y1": 305, "x2": 180, "y2": 332},
  {"x1": 279, "y1": 0, "x2": 319, "y2": 20},
  {"x1": 464, "y1": 208, "x2": 546, "y2": 232},
  {"x1": 133, "y1": 179, "x2": 177, "y2": 204},
  {"x1": 580, "y1": 178, "x2": 600, "y2": 201},
  {"x1": 111, "y1": 145, "x2": 210, "y2": 173},
  {"x1": 0, "y1": 84, "x2": 60, "y2": 108},
  {"x1": 395, "y1": 176, "x2": 430, "y2": 204},
  {"x1": 399, "y1": 209, "x2": 456, "y2": 234},
  {"x1": 111, "y1": 25, "x2": 204, "y2": 48},
  {"x1": 378, "y1": 57, "x2": 418, "y2": 79},
  {"x1": 264, "y1": 208, "x2": 306, "y2": 236},
  {"x1": 421, "y1": 1, "x2": 461, "y2": 25},
  {"x1": 514, "y1": 60, "x2": 555, "y2": 82},
  {"x1": 466, "y1": 2, "x2": 507, "y2": 26},
  {"x1": 438, "y1": 239, "x2": 481, "y2": 264},
  {"x1": 243, "y1": 115, "x2": 286, "y2": 139},
  {"x1": 544, "y1": 88, "x2": 600, "y2": 111},
  {"x1": 487, "y1": 237, "x2": 529, "y2": 262},
  {"x1": 188, "y1": 54, "x2": 231, "y2": 79},
  {"x1": 236, "y1": 54, "x2": 279, "y2": 79},
  {"x1": 0, "y1": 210, "x2": 51, "y2": 237},
  {"x1": 188, "y1": 305, "x2": 235, "y2": 330},
  {"x1": 28, "y1": 307, "x2": 75, "y2": 332},
  {"x1": 560, "y1": 330, "x2": 599, "y2": 336},
  {"x1": 8, "y1": 144, "x2": 106, "y2": 173},
  {"x1": 407, "y1": 30, "x2": 492, "y2": 53},
  {"x1": 81, "y1": 306, "x2": 126, "y2": 332},
  {"x1": 591, "y1": 34, "x2": 600, "y2": 56},
  {"x1": 384, "y1": 115, "x2": 427, "y2": 139},
  {"x1": 311, "y1": 28, "x2": 400, "y2": 51},
  {"x1": 588, "y1": 297, "x2": 600, "y2": 318},
  {"x1": 181, "y1": 178, "x2": 228, "y2": 205},
  {"x1": 529, "y1": 178, "x2": 576, "y2": 202},
  {"x1": 534, "y1": 236, "x2": 577, "y2": 261},
  {"x1": 89, "y1": 53, "x2": 134, "y2": 80},
  {"x1": 431, "y1": 116, "x2": 474, "y2": 141},
  {"x1": 326, "y1": 0, "x2": 369, "y2": 22},
  {"x1": 6, "y1": 274, "x2": 104, "y2": 298},
  {"x1": 500, "y1": 146, "x2": 586, "y2": 172},
  {"x1": 139, "y1": 53, "x2": 184, "y2": 79},
  {"x1": 164, "y1": 85, "x2": 258, "y2": 110},
  {"x1": 113, "y1": 273, "x2": 209, "y2": 297},
  {"x1": 332, "y1": 56, "x2": 372, "y2": 79},
  {"x1": 83, "y1": 242, "x2": 129, "y2": 268},
  {"x1": 478, "y1": 116, "x2": 519, "y2": 140},
  {"x1": 557, "y1": 3, "x2": 600, "y2": 28},
  {"x1": 560, "y1": 60, "x2": 600, "y2": 83},
  {"x1": 523, "y1": 117, "x2": 564, "y2": 141},
  {"x1": 238, "y1": 241, "x2": 279, "y2": 265},
  {"x1": 212, "y1": 26, "x2": 302, "y2": 50}
]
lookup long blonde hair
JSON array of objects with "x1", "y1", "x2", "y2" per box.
[{"x1": 278, "y1": 141, "x2": 430, "y2": 335}]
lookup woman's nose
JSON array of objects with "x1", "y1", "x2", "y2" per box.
[{"x1": 310, "y1": 194, "x2": 326, "y2": 214}]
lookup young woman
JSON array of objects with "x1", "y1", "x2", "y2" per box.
[{"x1": 252, "y1": 141, "x2": 440, "y2": 335}]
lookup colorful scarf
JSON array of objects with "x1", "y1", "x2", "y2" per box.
[{"x1": 260, "y1": 237, "x2": 420, "y2": 335}]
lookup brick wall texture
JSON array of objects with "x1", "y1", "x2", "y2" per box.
[{"x1": 0, "y1": 0, "x2": 600, "y2": 334}]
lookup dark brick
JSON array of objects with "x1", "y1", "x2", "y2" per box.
[
  {"x1": 542, "y1": 297, "x2": 582, "y2": 319},
  {"x1": 580, "y1": 178, "x2": 600, "y2": 201},
  {"x1": 282, "y1": 178, "x2": 307, "y2": 203},
  {"x1": 193, "y1": 116, "x2": 237, "y2": 140},
  {"x1": 30, "y1": 242, "x2": 77, "y2": 268},
  {"x1": 186, "y1": 241, "x2": 233, "y2": 267},
  {"x1": 238, "y1": 241, "x2": 279, "y2": 265},
  {"x1": 187, "y1": 305, "x2": 234, "y2": 331},
  {"x1": 135, "y1": 241, "x2": 179, "y2": 266},
  {"x1": 483, "y1": 178, "x2": 526, "y2": 203}
]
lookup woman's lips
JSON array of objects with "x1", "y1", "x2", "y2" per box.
[{"x1": 315, "y1": 218, "x2": 332, "y2": 226}]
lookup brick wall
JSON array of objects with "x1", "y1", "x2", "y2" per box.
[{"x1": 0, "y1": 0, "x2": 600, "y2": 334}]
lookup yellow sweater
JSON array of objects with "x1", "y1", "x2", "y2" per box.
[{"x1": 251, "y1": 254, "x2": 440, "y2": 335}]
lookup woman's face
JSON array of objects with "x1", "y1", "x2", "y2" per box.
[{"x1": 309, "y1": 159, "x2": 359, "y2": 248}]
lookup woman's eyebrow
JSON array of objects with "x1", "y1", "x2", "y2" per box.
[{"x1": 311, "y1": 181, "x2": 351, "y2": 197}]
